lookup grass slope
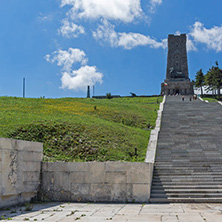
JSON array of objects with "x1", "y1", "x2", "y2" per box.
[
  {"x1": 201, "y1": 95, "x2": 218, "y2": 102},
  {"x1": 0, "y1": 96, "x2": 162, "y2": 162}
]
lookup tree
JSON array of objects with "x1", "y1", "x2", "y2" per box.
[
  {"x1": 195, "y1": 69, "x2": 205, "y2": 96},
  {"x1": 205, "y1": 62, "x2": 222, "y2": 99},
  {"x1": 205, "y1": 70, "x2": 214, "y2": 93},
  {"x1": 106, "y1": 92, "x2": 112, "y2": 99}
]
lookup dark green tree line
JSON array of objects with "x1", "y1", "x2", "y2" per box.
[
  {"x1": 195, "y1": 69, "x2": 205, "y2": 96},
  {"x1": 194, "y1": 62, "x2": 222, "y2": 99}
]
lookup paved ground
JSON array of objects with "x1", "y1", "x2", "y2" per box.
[{"x1": 1, "y1": 202, "x2": 222, "y2": 221}]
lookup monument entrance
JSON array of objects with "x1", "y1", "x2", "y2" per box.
[{"x1": 161, "y1": 34, "x2": 193, "y2": 95}]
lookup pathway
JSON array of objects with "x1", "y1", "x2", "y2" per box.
[{"x1": 1, "y1": 202, "x2": 222, "y2": 221}]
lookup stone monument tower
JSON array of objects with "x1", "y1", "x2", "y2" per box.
[{"x1": 161, "y1": 34, "x2": 193, "y2": 95}]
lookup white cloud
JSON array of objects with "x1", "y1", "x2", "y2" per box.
[
  {"x1": 190, "y1": 22, "x2": 222, "y2": 52},
  {"x1": 60, "y1": 0, "x2": 74, "y2": 6},
  {"x1": 59, "y1": 19, "x2": 85, "y2": 38},
  {"x1": 149, "y1": 0, "x2": 162, "y2": 13},
  {"x1": 61, "y1": 66, "x2": 103, "y2": 91},
  {"x1": 93, "y1": 19, "x2": 167, "y2": 50},
  {"x1": 119, "y1": 32, "x2": 167, "y2": 49},
  {"x1": 186, "y1": 36, "x2": 197, "y2": 52},
  {"x1": 60, "y1": 0, "x2": 143, "y2": 23},
  {"x1": 37, "y1": 12, "x2": 53, "y2": 22},
  {"x1": 46, "y1": 48, "x2": 103, "y2": 91},
  {"x1": 45, "y1": 48, "x2": 88, "y2": 72},
  {"x1": 92, "y1": 20, "x2": 118, "y2": 47}
]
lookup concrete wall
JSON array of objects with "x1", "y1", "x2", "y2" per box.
[
  {"x1": 0, "y1": 138, "x2": 43, "y2": 208},
  {"x1": 41, "y1": 162, "x2": 152, "y2": 203}
]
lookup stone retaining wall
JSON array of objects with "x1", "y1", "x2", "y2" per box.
[
  {"x1": 41, "y1": 162, "x2": 152, "y2": 203},
  {"x1": 0, "y1": 138, "x2": 43, "y2": 208}
]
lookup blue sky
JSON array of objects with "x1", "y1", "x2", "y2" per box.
[{"x1": 1, "y1": 0, "x2": 222, "y2": 98}]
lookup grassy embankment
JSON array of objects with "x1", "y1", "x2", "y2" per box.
[
  {"x1": 201, "y1": 95, "x2": 218, "y2": 102},
  {"x1": 0, "y1": 96, "x2": 162, "y2": 162}
]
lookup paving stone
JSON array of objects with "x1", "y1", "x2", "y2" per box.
[
  {"x1": 2, "y1": 203, "x2": 222, "y2": 222},
  {"x1": 162, "y1": 215, "x2": 179, "y2": 222},
  {"x1": 116, "y1": 214, "x2": 161, "y2": 221},
  {"x1": 200, "y1": 212, "x2": 222, "y2": 222},
  {"x1": 177, "y1": 213, "x2": 205, "y2": 222}
]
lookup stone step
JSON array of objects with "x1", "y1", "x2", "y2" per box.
[
  {"x1": 153, "y1": 172, "x2": 222, "y2": 176},
  {"x1": 155, "y1": 162, "x2": 222, "y2": 165},
  {"x1": 151, "y1": 189, "x2": 222, "y2": 194},
  {"x1": 156, "y1": 152, "x2": 222, "y2": 155},
  {"x1": 154, "y1": 169, "x2": 222, "y2": 173},
  {"x1": 151, "y1": 193, "x2": 222, "y2": 198},
  {"x1": 152, "y1": 181, "x2": 222, "y2": 186},
  {"x1": 155, "y1": 159, "x2": 222, "y2": 162},
  {"x1": 154, "y1": 168, "x2": 222, "y2": 172},
  {"x1": 153, "y1": 173, "x2": 222, "y2": 177},
  {"x1": 151, "y1": 185, "x2": 222, "y2": 189},
  {"x1": 153, "y1": 176, "x2": 222, "y2": 183},
  {"x1": 155, "y1": 152, "x2": 222, "y2": 154},
  {"x1": 150, "y1": 96, "x2": 222, "y2": 203},
  {"x1": 149, "y1": 197, "x2": 222, "y2": 203},
  {"x1": 152, "y1": 176, "x2": 222, "y2": 181},
  {"x1": 154, "y1": 165, "x2": 222, "y2": 169}
]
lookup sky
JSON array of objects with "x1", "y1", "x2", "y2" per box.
[{"x1": 1, "y1": 0, "x2": 222, "y2": 98}]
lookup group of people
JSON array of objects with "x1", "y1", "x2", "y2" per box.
[{"x1": 182, "y1": 94, "x2": 197, "y2": 101}]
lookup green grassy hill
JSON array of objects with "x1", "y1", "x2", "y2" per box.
[
  {"x1": 0, "y1": 96, "x2": 162, "y2": 162},
  {"x1": 201, "y1": 95, "x2": 218, "y2": 102}
]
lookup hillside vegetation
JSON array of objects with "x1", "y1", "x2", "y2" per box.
[
  {"x1": 0, "y1": 96, "x2": 162, "y2": 162},
  {"x1": 201, "y1": 95, "x2": 218, "y2": 102}
]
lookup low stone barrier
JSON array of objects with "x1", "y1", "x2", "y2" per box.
[
  {"x1": 0, "y1": 138, "x2": 43, "y2": 208},
  {"x1": 145, "y1": 95, "x2": 166, "y2": 198},
  {"x1": 41, "y1": 162, "x2": 152, "y2": 203}
]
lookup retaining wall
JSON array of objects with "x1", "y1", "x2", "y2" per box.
[
  {"x1": 0, "y1": 138, "x2": 43, "y2": 208},
  {"x1": 41, "y1": 162, "x2": 152, "y2": 203}
]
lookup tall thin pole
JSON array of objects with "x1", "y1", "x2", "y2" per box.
[
  {"x1": 93, "y1": 85, "x2": 95, "y2": 97},
  {"x1": 87, "y1": 85, "x2": 90, "y2": 98},
  {"x1": 23, "y1": 78, "x2": 25, "y2": 98}
]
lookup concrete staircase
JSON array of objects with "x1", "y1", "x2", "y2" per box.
[{"x1": 150, "y1": 96, "x2": 222, "y2": 203}]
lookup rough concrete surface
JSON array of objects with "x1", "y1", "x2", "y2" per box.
[
  {"x1": 41, "y1": 162, "x2": 151, "y2": 203},
  {"x1": 1, "y1": 202, "x2": 222, "y2": 221},
  {"x1": 0, "y1": 138, "x2": 43, "y2": 208}
]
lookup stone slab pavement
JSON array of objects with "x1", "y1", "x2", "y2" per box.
[{"x1": 1, "y1": 202, "x2": 222, "y2": 222}]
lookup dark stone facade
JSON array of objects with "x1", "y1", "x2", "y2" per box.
[{"x1": 161, "y1": 34, "x2": 193, "y2": 95}]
